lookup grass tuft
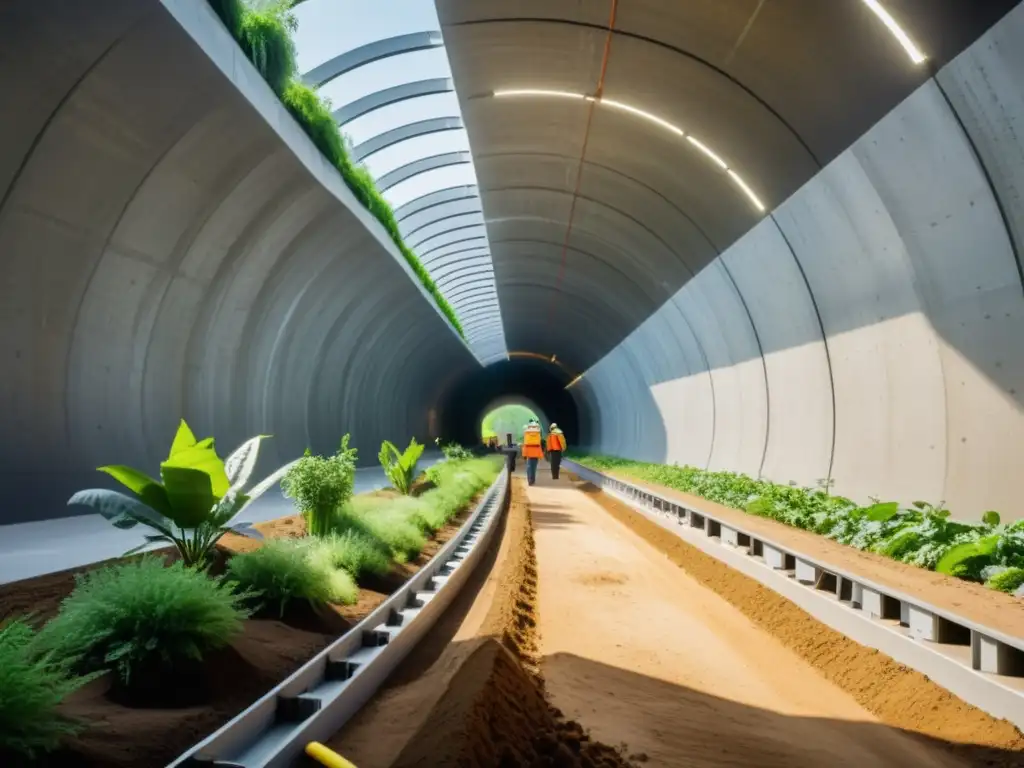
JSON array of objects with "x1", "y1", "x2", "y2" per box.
[
  {"x1": 34, "y1": 557, "x2": 249, "y2": 685},
  {"x1": 0, "y1": 619, "x2": 92, "y2": 760},
  {"x1": 306, "y1": 530, "x2": 392, "y2": 580},
  {"x1": 227, "y1": 539, "x2": 358, "y2": 614}
]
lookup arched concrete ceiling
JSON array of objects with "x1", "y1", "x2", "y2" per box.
[
  {"x1": 435, "y1": 0, "x2": 1019, "y2": 374},
  {"x1": 293, "y1": 0, "x2": 509, "y2": 363}
]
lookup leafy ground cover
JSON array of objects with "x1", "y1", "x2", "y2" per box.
[
  {"x1": 569, "y1": 454, "x2": 1024, "y2": 597},
  {"x1": 206, "y1": 0, "x2": 463, "y2": 335}
]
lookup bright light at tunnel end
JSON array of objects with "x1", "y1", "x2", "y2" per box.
[
  {"x1": 493, "y1": 89, "x2": 766, "y2": 215},
  {"x1": 861, "y1": 0, "x2": 927, "y2": 64}
]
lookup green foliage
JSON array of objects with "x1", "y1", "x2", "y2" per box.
[
  {"x1": 282, "y1": 435, "x2": 358, "y2": 538},
  {"x1": 434, "y1": 438, "x2": 474, "y2": 463},
  {"x1": 481, "y1": 404, "x2": 539, "y2": 440},
  {"x1": 379, "y1": 438, "x2": 425, "y2": 495},
  {"x1": 206, "y1": 0, "x2": 463, "y2": 336},
  {"x1": 227, "y1": 539, "x2": 357, "y2": 615},
  {"x1": 570, "y1": 453, "x2": 1024, "y2": 595},
  {"x1": 35, "y1": 558, "x2": 249, "y2": 685},
  {"x1": 985, "y1": 567, "x2": 1024, "y2": 594},
  {"x1": 69, "y1": 421, "x2": 280, "y2": 567},
  {"x1": 0, "y1": 619, "x2": 92, "y2": 759},
  {"x1": 306, "y1": 530, "x2": 391, "y2": 580}
]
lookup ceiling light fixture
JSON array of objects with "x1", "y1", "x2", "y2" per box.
[
  {"x1": 860, "y1": 0, "x2": 927, "y2": 64},
  {"x1": 727, "y1": 170, "x2": 765, "y2": 212},
  {"x1": 492, "y1": 88, "x2": 767, "y2": 215},
  {"x1": 685, "y1": 136, "x2": 728, "y2": 170}
]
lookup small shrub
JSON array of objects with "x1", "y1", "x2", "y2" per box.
[
  {"x1": 307, "y1": 530, "x2": 391, "y2": 580},
  {"x1": 335, "y1": 497, "x2": 428, "y2": 562},
  {"x1": 0, "y1": 619, "x2": 92, "y2": 760},
  {"x1": 985, "y1": 567, "x2": 1024, "y2": 595},
  {"x1": 282, "y1": 435, "x2": 358, "y2": 538},
  {"x1": 227, "y1": 539, "x2": 357, "y2": 615},
  {"x1": 380, "y1": 438, "x2": 425, "y2": 495},
  {"x1": 34, "y1": 557, "x2": 249, "y2": 685}
]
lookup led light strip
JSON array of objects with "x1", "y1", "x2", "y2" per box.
[
  {"x1": 494, "y1": 88, "x2": 765, "y2": 213},
  {"x1": 861, "y1": 0, "x2": 926, "y2": 64}
]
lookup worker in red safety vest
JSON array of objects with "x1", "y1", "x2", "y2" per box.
[
  {"x1": 546, "y1": 423, "x2": 566, "y2": 480},
  {"x1": 521, "y1": 420, "x2": 544, "y2": 486}
]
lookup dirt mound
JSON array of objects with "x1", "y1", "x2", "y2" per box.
[{"x1": 578, "y1": 483, "x2": 1024, "y2": 765}]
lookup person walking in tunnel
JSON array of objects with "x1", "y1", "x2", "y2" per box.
[
  {"x1": 521, "y1": 420, "x2": 544, "y2": 486},
  {"x1": 546, "y1": 423, "x2": 566, "y2": 480}
]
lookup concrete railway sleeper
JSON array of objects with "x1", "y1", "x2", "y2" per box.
[{"x1": 168, "y1": 470, "x2": 511, "y2": 768}]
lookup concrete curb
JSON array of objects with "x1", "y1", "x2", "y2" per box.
[
  {"x1": 169, "y1": 468, "x2": 510, "y2": 768},
  {"x1": 565, "y1": 460, "x2": 1024, "y2": 731}
]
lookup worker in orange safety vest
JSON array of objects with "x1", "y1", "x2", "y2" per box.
[
  {"x1": 521, "y1": 420, "x2": 544, "y2": 486},
  {"x1": 546, "y1": 423, "x2": 566, "y2": 480}
]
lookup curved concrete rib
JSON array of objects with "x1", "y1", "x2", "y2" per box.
[
  {"x1": 332, "y1": 78, "x2": 453, "y2": 126},
  {"x1": 301, "y1": 30, "x2": 444, "y2": 88},
  {"x1": 376, "y1": 151, "x2": 472, "y2": 192},
  {"x1": 0, "y1": 0, "x2": 476, "y2": 525},
  {"x1": 351, "y1": 116, "x2": 464, "y2": 162}
]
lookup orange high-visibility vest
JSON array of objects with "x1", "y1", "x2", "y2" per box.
[
  {"x1": 546, "y1": 433, "x2": 566, "y2": 452},
  {"x1": 522, "y1": 430, "x2": 544, "y2": 459}
]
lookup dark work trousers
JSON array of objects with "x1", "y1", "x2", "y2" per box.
[
  {"x1": 526, "y1": 457, "x2": 539, "y2": 485},
  {"x1": 549, "y1": 450, "x2": 562, "y2": 479}
]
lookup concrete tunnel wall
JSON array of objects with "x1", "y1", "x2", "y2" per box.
[
  {"x1": 576, "y1": 5, "x2": 1024, "y2": 522},
  {"x1": 0, "y1": 0, "x2": 477, "y2": 524}
]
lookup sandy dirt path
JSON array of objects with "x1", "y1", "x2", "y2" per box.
[{"x1": 527, "y1": 472, "x2": 966, "y2": 767}]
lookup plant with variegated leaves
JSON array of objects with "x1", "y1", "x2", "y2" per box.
[{"x1": 68, "y1": 420, "x2": 290, "y2": 567}]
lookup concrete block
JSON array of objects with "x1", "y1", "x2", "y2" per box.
[
  {"x1": 973, "y1": 632, "x2": 1024, "y2": 676},
  {"x1": 794, "y1": 557, "x2": 819, "y2": 584},
  {"x1": 861, "y1": 587, "x2": 901, "y2": 620},
  {"x1": 721, "y1": 525, "x2": 739, "y2": 547},
  {"x1": 762, "y1": 543, "x2": 787, "y2": 569}
]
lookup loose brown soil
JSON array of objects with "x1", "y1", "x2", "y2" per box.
[
  {"x1": 328, "y1": 477, "x2": 633, "y2": 768},
  {"x1": 601, "y1": 468, "x2": 1024, "y2": 639},
  {"x1": 575, "y1": 479, "x2": 1024, "y2": 766},
  {"x1": 2, "y1": 494, "x2": 480, "y2": 768}
]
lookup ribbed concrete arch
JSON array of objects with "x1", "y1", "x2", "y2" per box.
[
  {"x1": 301, "y1": 31, "x2": 444, "y2": 89},
  {"x1": 376, "y1": 151, "x2": 471, "y2": 192},
  {"x1": 0, "y1": 0, "x2": 476, "y2": 524},
  {"x1": 577, "y1": 5, "x2": 1024, "y2": 521},
  {"x1": 332, "y1": 78, "x2": 454, "y2": 126},
  {"x1": 351, "y1": 116, "x2": 463, "y2": 162}
]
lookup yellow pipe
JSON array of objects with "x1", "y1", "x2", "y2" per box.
[{"x1": 305, "y1": 742, "x2": 357, "y2": 768}]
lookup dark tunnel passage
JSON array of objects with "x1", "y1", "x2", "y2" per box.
[{"x1": 437, "y1": 357, "x2": 582, "y2": 448}]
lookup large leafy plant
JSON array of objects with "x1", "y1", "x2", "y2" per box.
[
  {"x1": 68, "y1": 420, "x2": 286, "y2": 567},
  {"x1": 379, "y1": 437, "x2": 425, "y2": 495},
  {"x1": 281, "y1": 435, "x2": 359, "y2": 538}
]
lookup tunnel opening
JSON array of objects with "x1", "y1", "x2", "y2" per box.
[
  {"x1": 438, "y1": 357, "x2": 584, "y2": 449},
  {"x1": 480, "y1": 401, "x2": 544, "y2": 446}
]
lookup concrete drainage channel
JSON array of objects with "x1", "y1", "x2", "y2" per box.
[
  {"x1": 169, "y1": 469, "x2": 510, "y2": 768},
  {"x1": 564, "y1": 460, "x2": 1024, "y2": 731}
]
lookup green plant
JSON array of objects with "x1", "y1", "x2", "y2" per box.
[
  {"x1": 34, "y1": 558, "x2": 249, "y2": 685},
  {"x1": 985, "y1": 567, "x2": 1024, "y2": 594},
  {"x1": 306, "y1": 530, "x2": 391, "y2": 580},
  {"x1": 570, "y1": 453, "x2": 1024, "y2": 595},
  {"x1": 334, "y1": 497, "x2": 428, "y2": 562},
  {"x1": 282, "y1": 435, "x2": 359, "y2": 538},
  {"x1": 380, "y1": 438, "x2": 425, "y2": 495},
  {"x1": 434, "y1": 438, "x2": 473, "y2": 463},
  {"x1": 205, "y1": 0, "x2": 463, "y2": 336},
  {"x1": 239, "y1": 1, "x2": 297, "y2": 94},
  {"x1": 68, "y1": 420, "x2": 283, "y2": 567},
  {"x1": 0, "y1": 619, "x2": 93, "y2": 760},
  {"x1": 227, "y1": 539, "x2": 357, "y2": 615}
]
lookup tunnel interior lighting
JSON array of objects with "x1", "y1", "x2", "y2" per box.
[
  {"x1": 492, "y1": 88, "x2": 766, "y2": 214},
  {"x1": 727, "y1": 169, "x2": 765, "y2": 213},
  {"x1": 861, "y1": 0, "x2": 926, "y2": 64}
]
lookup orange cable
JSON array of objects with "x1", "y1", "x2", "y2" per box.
[{"x1": 544, "y1": 0, "x2": 618, "y2": 331}]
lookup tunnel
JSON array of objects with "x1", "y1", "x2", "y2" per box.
[
  {"x1": 4, "y1": 0, "x2": 1023, "y2": 528},
  {"x1": 3, "y1": 2, "x2": 1024, "y2": 766}
]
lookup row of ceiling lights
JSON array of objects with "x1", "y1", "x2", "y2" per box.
[{"x1": 491, "y1": 1, "x2": 927, "y2": 220}]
